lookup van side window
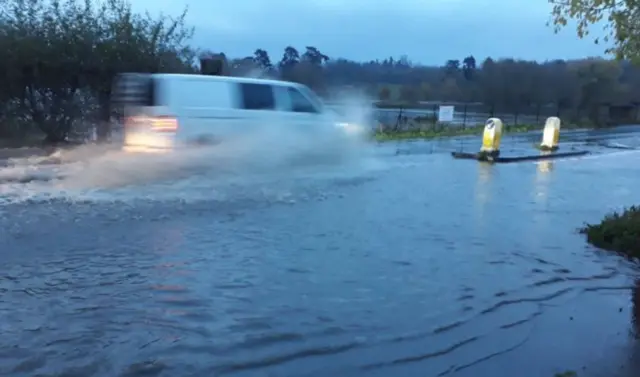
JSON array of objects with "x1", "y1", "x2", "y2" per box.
[
  {"x1": 239, "y1": 83, "x2": 275, "y2": 110},
  {"x1": 287, "y1": 87, "x2": 319, "y2": 113}
]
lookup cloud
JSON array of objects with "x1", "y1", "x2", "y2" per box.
[{"x1": 130, "y1": 0, "x2": 607, "y2": 64}]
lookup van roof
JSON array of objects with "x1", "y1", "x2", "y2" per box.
[{"x1": 147, "y1": 73, "x2": 303, "y2": 88}]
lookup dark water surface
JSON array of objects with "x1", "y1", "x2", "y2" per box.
[{"x1": 2, "y1": 130, "x2": 640, "y2": 377}]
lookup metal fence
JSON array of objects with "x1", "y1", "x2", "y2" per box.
[{"x1": 373, "y1": 102, "x2": 640, "y2": 131}]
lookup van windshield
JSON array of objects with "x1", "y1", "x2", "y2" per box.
[{"x1": 297, "y1": 86, "x2": 325, "y2": 113}]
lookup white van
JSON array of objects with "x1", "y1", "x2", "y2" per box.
[{"x1": 110, "y1": 73, "x2": 364, "y2": 152}]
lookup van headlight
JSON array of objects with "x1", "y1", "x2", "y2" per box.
[{"x1": 335, "y1": 122, "x2": 364, "y2": 134}]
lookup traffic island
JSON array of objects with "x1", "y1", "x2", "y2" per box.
[
  {"x1": 450, "y1": 116, "x2": 589, "y2": 163},
  {"x1": 451, "y1": 150, "x2": 588, "y2": 163},
  {"x1": 537, "y1": 145, "x2": 560, "y2": 152}
]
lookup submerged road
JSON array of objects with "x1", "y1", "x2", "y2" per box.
[{"x1": 2, "y1": 128, "x2": 640, "y2": 377}]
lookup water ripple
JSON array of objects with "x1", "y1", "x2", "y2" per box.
[{"x1": 3, "y1": 133, "x2": 640, "y2": 376}]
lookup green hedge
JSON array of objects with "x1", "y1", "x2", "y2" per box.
[
  {"x1": 374, "y1": 124, "x2": 548, "y2": 141},
  {"x1": 580, "y1": 206, "x2": 640, "y2": 257}
]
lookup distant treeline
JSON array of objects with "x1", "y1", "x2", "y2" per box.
[
  {"x1": 0, "y1": 0, "x2": 637, "y2": 143},
  {"x1": 259, "y1": 52, "x2": 640, "y2": 125}
]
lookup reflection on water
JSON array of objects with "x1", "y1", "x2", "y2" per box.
[
  {"x1": 473, "y1": 162, "x2": 494, "y2": 225},
  {"x1": 152, "y1": 222, "x2": 187, "y2": 255},
  {"x1": 477, "y1": 162, "x2": 493, "y2": 184},
  {"x1": 633, "y1": 279, "x2": 640, "y2": 339},
  {"x1": 5, "y1": 135, "x2": 640, "y2": 377},
  {"x1": 537, "y1": 151, "x2": 554, "y2": 174},
  {"x1": 537, "y1": 160, "x2": 553, "y2": 174},
  {"x1": 534, "y1": 159, "x2": 554, "y2": 203}
]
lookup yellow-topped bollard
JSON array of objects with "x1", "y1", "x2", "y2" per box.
[
  {"x1": 479, "y1": 117, "x2": 503, "y2": 158},
  {"x1": 539, "y1": 116, "x2": 560, "y2": 151}
]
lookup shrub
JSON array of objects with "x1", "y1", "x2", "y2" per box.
[
  {"x1": 0, "y1": 0, "x2": 195, "y2": 142},
  {"x1": 580, "y1": 206, "x2": 640, "y2": 257},
  {"x1": 555, "y1": 372, "x2": 577, "y2": 377}
]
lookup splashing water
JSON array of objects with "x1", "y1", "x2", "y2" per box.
[{"x1": 0, "y1": 122, "x2": 380, "y2": 206}]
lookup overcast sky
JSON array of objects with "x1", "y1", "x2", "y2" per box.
[{"x1": 132, "y1": 0, "x2": 609, "y2": 65}]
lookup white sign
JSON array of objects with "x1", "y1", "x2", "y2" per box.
[{"x1": 437, "y1": 105, "x2": 455, "y2": 122}]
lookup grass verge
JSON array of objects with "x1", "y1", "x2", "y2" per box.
[{"x1": 373, "y1": 123, "x2": 583, "y2": 142}]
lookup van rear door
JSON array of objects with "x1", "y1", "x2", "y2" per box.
[
  {"x1": 111, "y1": 74, "x2": 169, "y2": 136},
  {"x1": 111, "y1": 73, "x2": 157, "y2": 117},
  {"x1": 111, "y1": 74, "x2": 180, "y2": 150}
]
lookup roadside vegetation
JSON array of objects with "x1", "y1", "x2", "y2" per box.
[
  {"x1": 2, "y1": 0, "x2": 640, "y2": 147},
  {"x1": 580, "y1": 206, "x2": 640, "y2": 258},
  {"x1": 374, "y1": 124, "x2": 537, "y2": 141},
  {"x1": 554, "y1": 372, "x2": 577, "y2": 377},
  {"x1": 373, "y1": 122, "x2": 586, "y2": 142},
  {"x1": 0, "y1": 0, "x2": 196, "y2": 144}
]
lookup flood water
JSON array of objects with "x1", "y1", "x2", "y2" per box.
[{"x1": 2, "y1": 127, "x2": 640, "y2": 377}]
